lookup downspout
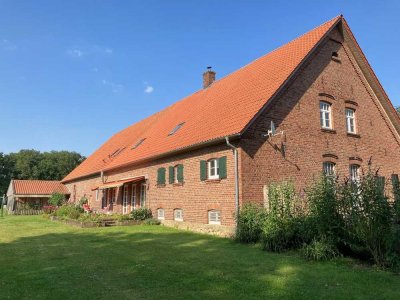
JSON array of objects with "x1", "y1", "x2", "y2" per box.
[
  {"x1": 101, "y1": 171, "x2": 104, "y2": 183},
  {"x1": 225, "y1": 136, "x2": 239, "y2": 226}
]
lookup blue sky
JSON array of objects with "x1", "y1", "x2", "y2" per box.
[{"x1": 1, "y1": 0, "x2": 399, "y2": 156}]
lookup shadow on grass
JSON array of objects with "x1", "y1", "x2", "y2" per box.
[{"x1": 0, "y1": 221, "x2": 399, "y2": 299}]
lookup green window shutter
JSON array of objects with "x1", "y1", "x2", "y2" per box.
[
  {"x1": 157, "y1": 167, "x2": 166, "y2": 185},
  {"x1": 392, "y1": 174, "x2": 400, "y2": 202},
  {"x1": 219, "y1": 156, "x2": 227, "y2": 179},
  {"x1": 377, "y1": 176, "x2": 385, "y2": 195},
  {"x1": 200, "y1": 160, "x2": 207, "y2": 181},
  {"x1": 169, "y1": 166, "x2": 174, "y2": 184},
  {"x1": 177, "y1": 164, "x2": 184, "y2": 183}
]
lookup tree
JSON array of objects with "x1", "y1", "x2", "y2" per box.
[{"x1": 0, "y1": 150, "x2": 85, "y2": 195}]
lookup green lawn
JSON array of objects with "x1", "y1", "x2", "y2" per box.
[{"x1": 0, "y1": 216, "x2": 399, "y2": 300}]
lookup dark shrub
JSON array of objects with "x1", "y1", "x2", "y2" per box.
[
  {"x1": 235, "y1": 203, "x2": 267, "y2": 243},
  {"x1": 131, "y1": 208, "x2": 152, "y2": 220},
  {"x1": 307, "y1": 175, "x2": 343, "y2": 243},
  {"x1": 301, "y1": 237, "x2": 339, "y2": 261}
]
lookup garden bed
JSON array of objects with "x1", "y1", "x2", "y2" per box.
[{"x1": 50, "y1": 216, "x2": 143, "y2": 228}]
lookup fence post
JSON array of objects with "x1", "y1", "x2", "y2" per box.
[{"x1": 0, "y1": 194, "x2": 4, "y2": 218}]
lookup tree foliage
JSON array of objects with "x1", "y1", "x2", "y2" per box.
[{"x1": 0, "y1": 150, "x2": 85, "y2": 195}]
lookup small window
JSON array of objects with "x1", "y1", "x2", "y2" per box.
[
  {"x1": 332, "y1": 51, "x2": 339, "y2": 58},
  {"x1": 132, "y1": 138, "x2": 146, "y2": 150},
  {"x1": 320, "y1": 102, "x2": 332, "y2": 129},
  {"x1": 168, "y1": 122, "x2": 185, "y2": 136},
  {"x1": 323, "y1": 162, "x2": 336, "y2": 177},
  {"x1": 208, "y1": 210, "x2": 221, "y2": 225},
  {"x1": 350, "y1": 164, "x2": 360, "y2": 182},
  {"x1": 208, "y1": 159, "x2": 219, "y2": 180},
  {"x1": 174, "y1": 165, "x2": 179, "y2": 183},
  {"x1": 157, "y1": 208, "x2": 165, "y2": 220},
  {"x1": 174, "y1": 209, "x2": 183, "y2": 221},
  {"x1": 345, "y1": 108, "x2": 356, "y2": 134}
]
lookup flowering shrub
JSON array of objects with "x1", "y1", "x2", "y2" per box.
[{"x1": 43, "y1": 205, "x2": 57, "y2": 214}]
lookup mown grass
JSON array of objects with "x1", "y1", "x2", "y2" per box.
[{"x1": 0, "y1": 215, "x2": 399, "y2": 299}]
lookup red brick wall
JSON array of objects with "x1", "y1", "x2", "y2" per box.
[
  {"x1": 239, "y1": 28, "x2": 400, "y2": 204},
  {"x1": 65, "y1": 144, "x2": 238, "y2": 226}
]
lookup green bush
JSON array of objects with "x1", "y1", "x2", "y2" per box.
[
  {"x1": 301, "y1": 237, "x2": 339, "y2": 261},
  {"x1": 48, "y1": 193, "x2": 66, "y2": 207},
  {"x1": 143, "y1": 218, "x2": 161, "y2": 225},
  {"x1": 131, "y1": 208, "x2": 152, "y2": 220},
  {"x1": 235, "y1": 203, "x2": 267, "y2": 243},
  {"x1": 78, "y1": 196, "x2": 88, "y2": 207},
  {"x1": 307, "y1": 175, "x2": 343, "y2": 243},
  {"x1": 55, "y1": 204, "x2": 83, "y2": 220}
]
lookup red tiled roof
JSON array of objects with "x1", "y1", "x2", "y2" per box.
[
  {"x1": 63, "y1": 16, "x2": 341, "y2": 183},
  {"x1": 12, "y1": 180, "x2": 69, "y2": 195}
]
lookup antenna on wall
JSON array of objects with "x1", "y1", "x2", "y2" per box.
[{"x1": 262, "y1": 121, "x2": 283, "y2": 138}]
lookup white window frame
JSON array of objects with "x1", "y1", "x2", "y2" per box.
[
  {"x1": 323, "y1": 162, "x2": 336, "y2": 177},
  {"x1": 208, "y1": 159, "x2": 219, "y2": 180},
  {"x1": 350, "y1": 164, "x2": 360, "y2": 182},
  {"x1": 346, "y1": 108, "x2": 356, "y2": 134},
  {"x1": 140, "y1": 183, "x2": 146, "y2": 208},
  {"x1": 208, "y1": 210, "x2": 221, "y2": 225},
  {"x1": 131, "y1": 184, "x2": 137, "y2": 211},
  {"x1": 320, "y1": 102, "x2": 332, "y2": 129},
  {"x1": 174, "y1": 209, "x2": 183, "y2": 221},
  {"x1": 157, "y1": 208, "x2": 165, "y2": 220},
  {"x1": 174, "y1": 165, "x2": 179, "y2": 183},
  {"x1": 122, "y1": 185, "x2": 129, "y2": 214},
  {"x1": 95, "y1": 189, "x2": 99, "y2": 202}
]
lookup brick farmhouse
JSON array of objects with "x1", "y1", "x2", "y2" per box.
[
  {"x1": 6, "y1": 180, "x2": 69, "y2": 213},
  {"x1": 62, "y1": 16, "x2": 400, "y2": 231}
]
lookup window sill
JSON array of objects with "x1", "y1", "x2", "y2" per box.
[
  {"x1": 156, "y1": 184, "x2": 166, "y2": 188},
  {"x1": 205, "y1": 179, "x2": 221, "y2": 183},
  {"x1": 174, "y1": 219, "x2": 183, "y2": 222},
  {"x1": 321, "y1": 128, "x2": 336, "y2": 134},
  {"x1": 347, "y1": 133, "x2": 360, "y2": 138},
  {"x1": 173, "y1": 182, "x2": 184, "y2": 187}
]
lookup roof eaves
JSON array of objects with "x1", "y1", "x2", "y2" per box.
[{"x1": 62, "y1": 133, "x2": 241, "y2": 183}]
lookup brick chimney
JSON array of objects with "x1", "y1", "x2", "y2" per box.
[{"x1": 203, "y1": 66, "x2": 216, "y2": 89}]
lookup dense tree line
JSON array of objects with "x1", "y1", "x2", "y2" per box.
[{"x1": 0, "y1": 150, "x2": 85, "y2": 196}]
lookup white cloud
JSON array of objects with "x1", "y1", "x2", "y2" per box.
[
  {"x1": 102, "y1": 79, "x2": 124, "y2": 93},
  {"x1": 1, "y1": 39, "x2": 17, "y2": 51},
  {"x1": 66, "y1": 48, "x2": 85, "y2": 58},
  {"x1": 144, "y1": 85, "x2": 154, "y2": 94},
  {"x1": 66, "y1": 45, "x2": 113, "y2": 58}
]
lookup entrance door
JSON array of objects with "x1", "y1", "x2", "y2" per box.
[{"x1": 122, "y1": 185, "x2": 129, "y2": 214}]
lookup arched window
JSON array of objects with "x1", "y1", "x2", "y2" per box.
[
  {"x1": 323, "y1": 161, "x2": 336, "y2": 177},
  {"x1": 345, "y1": 108, "x2": 356, "y2": 134},
  {"x1": 320, "y1": 102, "x2": 332, "y2": 129},
  {"x1": 157, "y1": 208, "x2": 165, "y2": 220},
  {"x1": 208, "y1": 210, "x2": 221, "y2": 225},
  {"x1": 174, "y1": 209, "x2": 183, "y2": 221},
  {"x1": 350, "y1": 164, "x2": 360, "y2": 182}
]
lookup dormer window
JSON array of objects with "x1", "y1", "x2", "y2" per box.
[
  {"x1": 169, "y1": 122, "x2": 185, "y2": 136},
  {"x1": 131, "y1": 138, "x2": 146, "y2": 150}
]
